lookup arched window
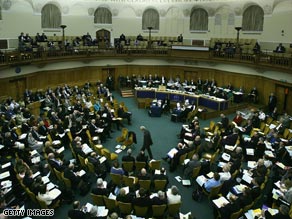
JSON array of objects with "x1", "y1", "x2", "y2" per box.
[
  {"x1": 142, "y1": 9, "x2": 159, "y2": 30},
  {"x1": 41, "y1": 4, "x2": 61, "y2": 28},
  {"x1": 242, "y1": 5, "x2": 264, "y2": 31},
  {"x1": 0, "y1": 6, "x2": 2, "y2": 20},
  {"x1": 94, "y1": 7, "x2": 112, "y2": 24},
  {"x1": 228, "y1": 13, "x2": 235, "y2": 26},
  {"x1": 190, "y1": 8, "x2": 208, "y2": 31},
  {"x1": 215, "y1": 14, "x2": 221, "y2": 26}
]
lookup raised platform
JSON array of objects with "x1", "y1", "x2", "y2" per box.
[{"x1": 120, "y1": 89, "x2": 134, "y2": 98}]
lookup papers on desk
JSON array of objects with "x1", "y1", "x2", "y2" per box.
[
  {"x1": 56, "y1": 146, "x2": 65, "y2": 154},
  {"x1": 52, "y1": 140, "x2": 61, "y2": 145},
  {"x1": 85, "y1": 202, "x2": 93, "y2": 213},
  {"x1": 247, "y1": 161, "x2": 257, "y2": 169},
  {"x1": 246, "y1": 148, "x2": 254, "y2": 156},
  {"x1": 97, "y1": 128, "x2": 104, "y2": 133},
  {"x1": 242, "y1": 173, "x2": 253, "y2": 184},
  {"x1": 206, "y1": 172, "x2": 214, "y2": 178},
  {"x1": 32, "y1": 171, "x2": 41, "y2": 179},
  {"x1": 184, "y1": 159, "x2": 190, "y2": 165},
  {"x1": 0, "y1": 144, "x2": 4, "y2": 150},
  {"x1": 265, "y1": 150, "x2": 275, "y2": 158},
  {"x1": 269, "y1": 124, "x2": 276, "y2": 129},
  {"x1": 245, "y1": 209, "x2": 262, "y2": 219},
  {"x1": 196, "y1": 175, "x2": 207, "y2": 187},
  {"x1": 82, "y1": 144, "x2": 93, "y2": 155},
  {"x1": 150, "y1": 193, "x2": 158, "y2": 199},
  {"x1": 1, "y1": 180, "x2": 12, "y2": 189},
  {"x1": 233, "y1": 184, "x2": 247, "y2": 194},
  {"x1": 167, "y1": 148, "x2": 178, "y2": 158},
  {"x1": 48, "y1": 188, "x2": 61, "y2": 199},
  {"x1": 115, "y1": 149, "x2": 123, "y2": 154},
  {"x1": 109, "y1": 193, "x2": 117, "y2": 200},
  {"x1": 31, "y1": 156, "x2": 41, "y2": 164},
  {"x1": 221, "y1": 153, "x2": 231, "y2": 162},
  {"x1": 264, "y1": 141, "x2": 273, "y2": 150},
  {"x1": 225, "y1": 144, "x2": 237, "y2": 151},
  {"x1": 212, "y1": 196, "x2": 229, "y2": 208},
  {"x1": 262, "y1": 205, "x2": 279, "y2": 216},
  {"x1": 1, "y1": 162, "x2": 11, "y2": 169},
  {"x1": 0, "y1": 171, "x2": 10, "y2": 180},
  {"x1": 97, "y1": 206, "x2": 109, "y2": 217},
  {"x1": 272, "y1": 188, "x2": 284, "y2": 200},
  {"x1": 276, "y1": 162, "x2": 290, "y2": 170},
  {"x1": 99, "y1": 156, "x2": 107, "y2": 164},
  {"x1": 77, "y1": 170, "x2": 86, "y2": 177},
  {"x1": 218, "y1": 161, "x2": 227, "y2": 168},
  {"x1": 19, "y1": 133, "x2": 27, "y2": 140},
  {"x1": 47, "y1": 182, "x2": 55, "y2": 191},
  {"x1": 155, "y1": 169, "x2": 166, "y2": 175},
  {"x1": 274, "y1": 181, "x2": 287, "y2": 192},
  {"x1": 30, "y1": 150, "x2": 38, "y2": 156},
  {"x1": 42, "y1": 176, "x2": 50, "y2": 184},
  {"x1": 58, "y1": 133, "x2": 65, "y2": 138},
  {"x1": 285, "y1": 146, "x2": 292, "y2": 157}
]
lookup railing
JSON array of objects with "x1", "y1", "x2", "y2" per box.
[{"x1": 0, "y1": 47, "x2": 291, "y2": 72}]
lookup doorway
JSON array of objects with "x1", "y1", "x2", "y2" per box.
[{"x1": 96, "y1": 29, "x2": 111, "y2": 49}]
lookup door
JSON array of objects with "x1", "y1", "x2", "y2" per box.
[{"x1": 96, "y1": 29, "x2": 111, "y2": 49}]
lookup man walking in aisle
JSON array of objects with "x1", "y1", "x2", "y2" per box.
[{"x1": 140, "y1": 126, "x2": 153, "y2": 159}]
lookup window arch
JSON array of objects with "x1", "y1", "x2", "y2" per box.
[
  {"x1": 41, "y1": 4, "x2": 61, "y2": 28},
  {"x1": 94, "y1": 7, "x2": 112, "y2": 24},
  {"x1": 190, "y1": 8, "x2": 208, "y2": 31},
  {"x1": 242, "y1": 5, "x2": 264, "y2": 31},
  {"x1": 142, "y1": 8, "x2": 159, "y2": 30}
]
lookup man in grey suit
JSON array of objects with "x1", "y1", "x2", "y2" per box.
[{"x1": 140, "y1": 126, "x2": 153, "y2": 159}]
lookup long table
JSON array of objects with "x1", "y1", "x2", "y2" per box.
[{"x1": 135, "y1": 88, "x2": 228, "y2": 111}]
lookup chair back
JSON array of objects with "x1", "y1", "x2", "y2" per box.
[
  {"x1": 61, "y1": 173, "x2": 72, "y2": 189},
  {"x1": 209, "y1": 184, "x2": 223, "y2": 200},
  {"x1": 191, "y1": 166, "x2": 201, "y2": 179},
  {"x1": 243, "y1": 201, "x2": 254, "y2": 213},
  {"x1": 133, "y1": 205, "x2": 148, "y2": 217},
  {"x1": 25, "y1": 188, "x2": 38, "y2": 204},
  {"x1": 86, "y1": 159, "x2": 96, "y2": 174},
  {"x1": 167, "y1": 202, "x2": 181, "y2": 216},
  {"x1": 103, "y1": 196, "x2": 117, "y2": 212},
  {"x1": 53, "y1": 168, "x2": 63, "y2": 182},
  {"x1": 116, "y1": 128, "x2": 128, "y2": 143},
  {"x1": 230, "y1": 209, "x2": 243, "y2": 219},
  {"x1": 187, "y1": 149, "x2": 196, "y2": 159},
  {"x1": 179, "y1": 153, "x2": 188, "y2": 166},
  {"x1": 152, "y1": 204, "x2": 167, "y2": 218},
  {"x1": 122, "y1": 161, "x2": 135, "y2": 173},
  {"x1": 36, "y1": 196, "x2": 48, "y2": 209},
  {"x1": 78, "y1": 154, "x2": 86, "y2": 169},
  {"x1": 90, "y1": 193, "x2": 104, "y2": 206},
  {"x1": 118, "y1": 202, "x2": 132, "y2": 215},
  {"x1": 135, "y1": 161, "x2": 146, "y2": 172},
  {"x1": 153, "y1": 180, "x2": 167, "y2": 191},
  {"x1": 138, "y1": 179, "x2": 151, "y2": 190},
  {"x1": 123, "y1": 176, "x2": 135, "y2": 189},
  {"x1": 110, "y1": 173, "x2": 123, "y2": 186},
  {"x1": 149, "y1": 160, "x2": 161, "y2": 172}
]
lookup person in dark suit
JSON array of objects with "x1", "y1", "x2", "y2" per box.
[
  {"x1": 262, "y1": 204, "x2": 290, "y2": 219},
  {"x1": 183, "y1": 154, "x2": 201, "y2": 179},
  {"x1": 68, "y1": 201, "x2": 87, "y2": 219},
  {"x1": 268, "y1": 92, "x2": 277, "y2": 113},
  {"x1": 151, "y1": 190, "x2": 167, "y2": 205},
  {"x1": 177, "y1": 34, "x2": 183, "y2": 42},
  {"x1": 133, "y1": 188, "x2": 151, "y2": 207},
  {"x1": 47, "y1": 153, "x2": 65, "y2": 171},
  {"x1": 140, "y1": 126, "x2": 153, "y2": 159},
  {"x1": 137, "y1": 168, "x2": 151, "y2": 181},
  {"x1": 218, "y1": 113, "x2": 229, "y2": 131},
  {"x1": 63, "y1": 163, "x2": 82, "y2": 189},
  {"x1": 117, "y1": 104, "x2": 132, "y2": 125},
  {"x1": 217, "y1": 194, "x2": 241, "y2": 219},
  {"x1": 221, "y1": 128, "x2": 239, "y2": 147},
  {"x1": 274, "y1": 43, "x2": 286, "y2": 53},
  {"x1": 122, "y1": 149, "x2": 135, "y2": 162},
  {"x1": 116, "y1": 187, "x2": 134, "y2": 203},
  {"x1": 136, "y1": 150, "x2": 148, "y2": 163},
  {"x1": 91, "y1": 178, "x2": 110, "y2": 196},
  {"x1": 152, "y1": 167, "x2": 169, "y2": 188}
]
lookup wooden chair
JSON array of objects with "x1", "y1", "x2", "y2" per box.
[
  {"x1": 110, "y1": 173, "x2": 123, "y2": 186},
  {"x1": 187, "y1": 149, "x2": 196, "y2": 159},
  {"x1": 203, "y1": 184, "x2": 223, "y2": 200},
  {"x1": 118, "y1": 202, "x2": 132, "y2": 216},
  {"x1": 138, "y1": 179, "x2": 151, "y2": 190},
  {"x1": 123, "y1": 175, "x2": 135, "y2": 190},
  {"x1": 85, "y1": 158, "x2": 96, "y2": 174},
  {"x1": 53, "y1": 168, "x2": 63, "y2": 183},
  {"x1": 149, "y1": 160, "x2": 161, "y2": 172},
  {"x1": 191, "y1": 166, "x2": 201, "y2": 180},
  {"x1": 153, "y1": 180, "x2": 167, "y2": 191},
  {"x1": 230, "y1": 208, "x2": 243, "y2": 219},
  {"x1": 25, "y1": 188, "x2": 38, "y2": 205},
  {"x1": 103, "y1": 196, "x2": 118, "y2": 212},
  {"x1": 116, "y1": 128, "x2": 128, "y2": 143},
  {"x1": 78, "y1": 154, "x2": 87, "y2": 169},
  {"x1": 122, "y1": 161, "x2": 135, "y2": 174},
  {"x1": 102, "y1": 148, "x2": 118, "y2": 161},
  {"x1": 36, "y1": 195, "x2": 60, "y2": 209},
  {"x1": 135, "y1": 161, "x2": 147, "y2": 172},
  {"x1": 90, "y1": 193, "x2": 104, "y2": 206},
  {"x1": 93, "y1": 144, "x2": 104, "y2": 156},
  {"x1": 61, "y1": 172, "x2": 72, "y2": 189},
  {"x1": 152, "y1": 204, "x2": 167, "y2": 218},
  {"x1": 133, "y1": 205, "x2": 149, "y2": 217},
  {"x1": 124, "y1": 132, "x2": 135, "y2": 147},
  {"x1": 179, "y1": 153, "x2": 188, "y2": 166},
  {"x1": 167, "y1": 202, "x2": 181, "y2": 217},
  {"x1": 243, "y1": 201, "x2": 254, "y2": 213}
]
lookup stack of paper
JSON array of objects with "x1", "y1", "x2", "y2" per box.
[
  {"x1": 212, "y1": 196, "x2": 229, "y2": 208},
  {"x1": 196, "y1": 175, "x2": 207, "y2": 187}
]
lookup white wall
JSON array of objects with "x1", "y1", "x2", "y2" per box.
[{"x1": 0, "y1": 0, "x2": 291, "y2": 47}]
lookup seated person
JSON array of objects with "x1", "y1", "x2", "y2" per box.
[
  {"x1": 37, "y1": 184, "x2": 60, "y2": 207},
  {"x1": 203, "y1": 172, "x2": 221, "y2": 193},
  {"x1": 133, "y1": 188, "x2": 151, "y2": 207},
  {"x1": 148, "y1": 100, "x2": 162, "y2": 117},
  {"x1": 91, "y1": 178, "x2": 110, "y2": 196},
  {"x1": 253, "y1": 42, "x2": 261, "y2": 54},
  {"x1": 116, "y1": 187, "x2": 134, "y2": 203},
  {"x1": 166, "y1": 185, "x2": 181, "y2": 204},
  {"x1": 151, "y1": 190, "x2": 167, "y2": 205},
  {"x1": 248, "y1": 87, "x2": 258, "y2": 103},
  {"x1": 262, "y1": 204, "x2": 290, "y2": 219},
  {"x1": 274, "y1": 43, "x2": 286, "y2": 53},
  {"x1": 68, "y1": 201, "x2": 87, "y2": 219},
  {"x1": 117, "y1": 104, "x2": 132, "y2": 125},
  {"x1": 183, "y1": 154, "x2": 201, "y2": 179}
]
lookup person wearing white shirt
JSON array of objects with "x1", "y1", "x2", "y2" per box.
[
  {"x1": 37, "y1": 184, "x2": 55, "y2": 206},
  {"x1": 166, "y1": 185, "x2": 181, "y2": 204},
  {"x1": 219, "y1": 164, "x2": 231, "y2": 183}
]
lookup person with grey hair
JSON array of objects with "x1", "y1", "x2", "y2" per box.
[
  {"x1": 183, "y1": 153, "x2": 201, "y2": 179},
  {"x1": 91, "y1": 178, "x2": 109, "y2": 196},
  {"x1": 262, "y1": 204, "x2": 290, "y2": 219},
  {"x1": 166, "y1": 185, "x2": 181, "y2": 204},
  {"x1": 151, "y1": 190, "x2": 167, "y2": 205},
  {"x1": 140, "y1": 125, "x2": 153, "y2": 159},
  {"x1": 68, "y1": 200, "x2": 86, "y2": 218}
]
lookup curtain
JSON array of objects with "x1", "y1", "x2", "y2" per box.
[
  {"x1": 142, "y1": 9, "x2": 159, "y2": 30},
  {"x1": 242, "y1": 5, "x2": 264, "y2": 31},
  {"x1": 41, "y1": 4, "x2": 61, "y2": 28},
  {"x1": 0, "y1": 7, "x2": 2, "y2": 20},
  {"x1": 94, "y1": 8, "x2": 112, "y2": 24},
  {"x1": 190, "y1": 8, "x2": 208, "y2": 31}
]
